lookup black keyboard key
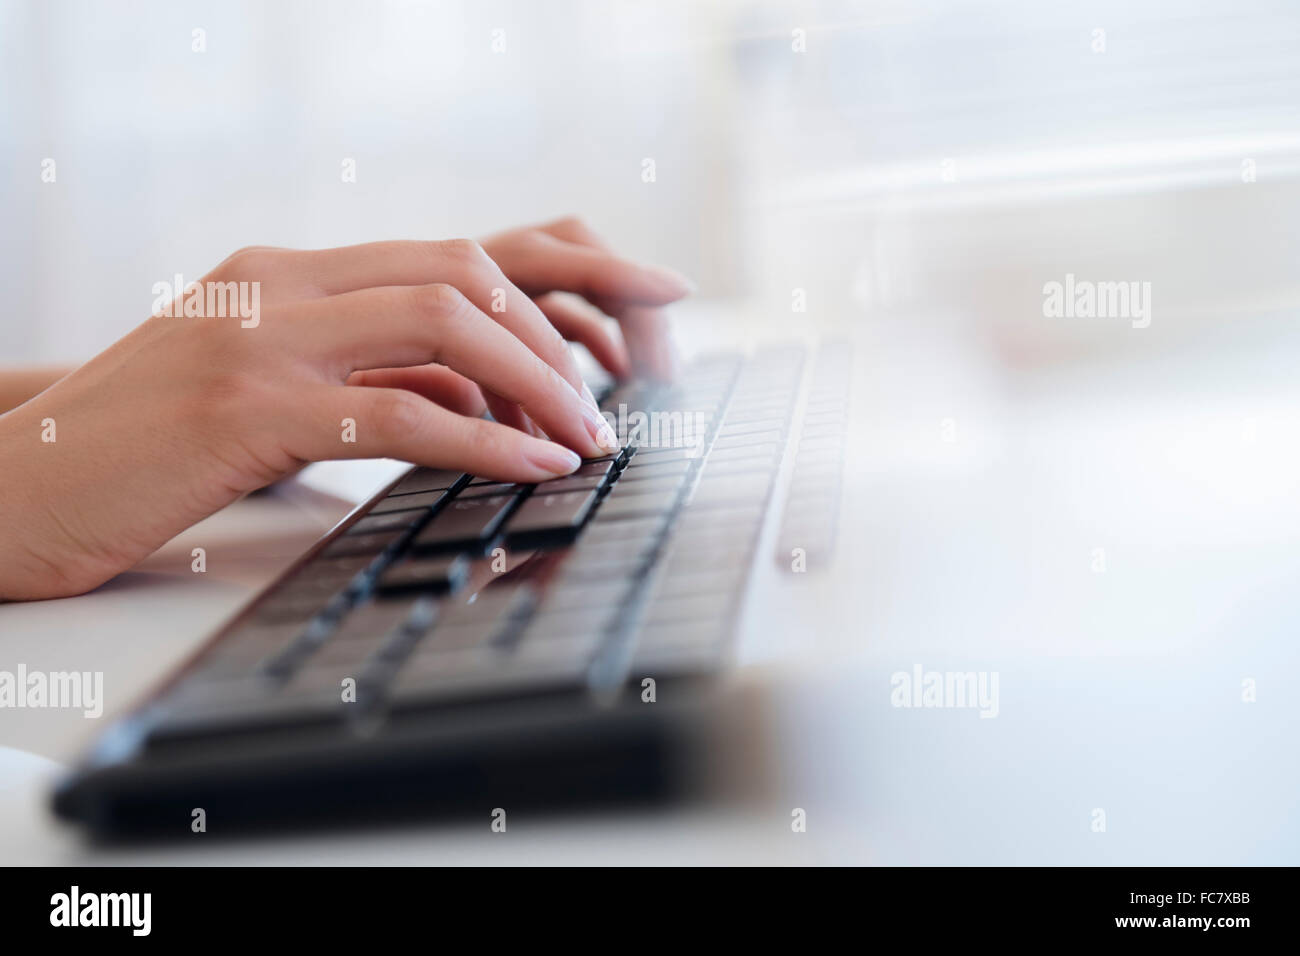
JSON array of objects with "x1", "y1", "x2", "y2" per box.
[
  {"x1": 529, "y1": 472, "x2": 608, "y2": 495},
  {"x1": 246, "y1": 589, "x2": 348, "y2": 626},
  {"x1": 572, "y1": 459, "x2": 616, "y2": 479},
  {"x1": 388, "y1": 468, "x2": 465, "y2": 496},
  {"x1": 411, "y1": 492, "x2": 521, "y2": 554},
  {"x1": 387, "y1": 653, "x2": 587, "y2": 710},
  {"x1": 320, "y1": 529, "x2": 405, "y2": 559},
  {"x1": 329, "y1": 595, "x2": 421, "y2": 641},
  {"x1": 370, "y1": 489, "x2": 450, "y2": 515},
  {"x1": 609, "y1": 475, "x2": 683, "y2": 500},
  {"x1": 146, "y1": 682, "x2": 350, "y2": 745},
  {"x1": 375, "y1": 553, "x2": 471, "y2": 595},
  {"x1": 279, "y1": 665, "x2": 387, "y2": 707},
  {"x1": 593, "y1": 485, "x2": 681, "y2": 521},
  {"x1": 539, "y1": 572, "x2": 632, "y2": 607},
  {"x1": 504, "y1": 489, "x2": 601, "y2": 548},
  {"x1": 346, "y1": 509, "x2": 430, "y2": 536},
  {"x1": 456, "y1": 481, "x2": 521, "y2": 499}
]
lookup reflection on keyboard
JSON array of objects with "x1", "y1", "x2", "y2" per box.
[{"x1": 140, "y1": 348, "x2": 808, "y2": 747}]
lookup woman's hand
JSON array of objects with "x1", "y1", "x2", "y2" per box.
[
  {"x1": 480, "y1": 217, "x2": 691, "y2": 383},
  {"x1": 0, "y1": 228, "x2": 691, "y2": 600}
]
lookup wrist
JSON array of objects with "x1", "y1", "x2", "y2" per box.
[
  {"x1": 0, "y1": 405, "x2": 102, "y2": 600},
  {"x1": 0, "y1": 364, "x2": 76, "y2": 415}
]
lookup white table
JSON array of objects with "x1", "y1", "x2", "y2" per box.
[{"x1": 3, "y1": 311, "x2": 1297, "y2": 865}]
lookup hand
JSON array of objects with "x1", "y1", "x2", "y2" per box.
[
  {"x1": 0, "y1": 233, "x2": 690, "y2": 600},
  {"x1": 481, "y1": 217, "x2": 691, "y2": 383}
]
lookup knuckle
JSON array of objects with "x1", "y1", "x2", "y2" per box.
[
  {"x1": 219, "y1": 245, "x2": 277, "y2": 276},
  {"x1": 410, "y1": 282, "x2": 469, "y2": 322},
  {"x1": 373, "y1": 390, "x2": 426, "y2": 440},
  {"x1": 437, "y1": 238, "x2": 489, "y2": 266}
]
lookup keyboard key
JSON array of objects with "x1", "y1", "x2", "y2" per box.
[
  {"x1": 609, "y1": 475, "x2": 683, "y2": 500},
  {"x1": 625, "y1": 447, "x2": 698, "y2": 466},
  {"x1": 437, "y1": 582, "x2": 537, "y2": 633},
  {"x1": 630, "y1": 620, "x2": 729, "y2": 675},
  {"x1": 247, "y1": 589, "x2": 349, "y2": 626},
  {"x1": 406, "y1": 622, "x2": 497, "y2": 655},
  {"x1": 411, "y1": 492, "x2": 521, "y2": 554},
  {"x1": 388, "y1": 468, "x2": 465, "y2": 497},
  {"x1": 533, "y1": 578, "x2": 632, "y2": 616},
  {"x1": 387, "y1": 654, "x2": 587, "y2": 709},
  {"x1": 375, "y1": 553, "x2": 471, "y2": 595},
  {"x1": 146, "y1": 683, "x2": 351, "y2": 745},
  {"x1": 595, "y1": 486, "x2": 681, "y2": 521},
  {"x1": 718, "y1": 418, "x2": 785, "y2": 437},
  {"x1": 615, "y1": 458, "x2": 692, "y2": 483},
  {"x1": 652, "y1": 568, "x2": 744, "y2": 600},
  {"x1": 370, "y1": 490, "x2": 448, "y2": 515},
  {"x1": 572, "y1": 459, "x2": 616, "y2": 479},
  {"x1": 689, "y1": 474, "x2": 771, "y2": 508},
  {"x1": 321, "y1": 529, "x2": 405, "y2": 559},
  {"x1": 706, "y1": 443, "x2": 778, "y2": 464},
  {"x1": 504, "y1": 488, "x2": 601, "y2": 548},
  {"x1": 580, "y1": 514, "x2": 668, "y2": 542},
  {"x1": 529, "y1": 472, "x2": 608, "y2": 495},
  {"x1": 327, "y1": 595, "x2": 420, "y2": 642},
  {"x1": 713, "y1": 429, "x2": 783, "y2": 450},
  {"x1": 346, "y1": 509, "x2": 431, "y2": 536},
  {"x1": 456, "y1": 482, "x2": 522, "y2": 499},
  {"x1": 641, "y1": 592, "x2": 734, "y2": 628}
]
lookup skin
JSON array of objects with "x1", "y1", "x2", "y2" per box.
[{"x1": 0, "y1": 218, "x2": 691, "y2": 601}]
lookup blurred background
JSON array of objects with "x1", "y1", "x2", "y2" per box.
[
  {"x1": 3, "y1": 0, "x2": 1300, "y2": 863},
  {"x1": 5, "y1": 0, "x2": 1300, "y2": 362}
]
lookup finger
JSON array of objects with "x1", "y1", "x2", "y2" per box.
[
  {"x1": 348, "y1": 365, "x2": 487, "y2": 418},
  {"x1": 285, "y1": 283, "x2": 620, "y2": 458},
  {"x1": 534, "y1": 292, "x2": 631, "y2": 379},
  {"x1": 287, "y1": 386, "x2": 583, "y2": 483},
  {"x1": 481, "y1": 389, "x2": 536, "y2": 436},
  {"x1": 536, "y1": 216, "x2": 611, "y2": 248},
  {"x1": 296, "y1": 239, "x2": 590, "y2": 397},
  {"x1": 616, "y1": 305, "x2": 679, "y2": 382},
  {"x1": 496, "y1": 232, "x2": 693, "y2": 307},
  {"x1": 533, "y1": 219, "x2": 681, "y2": 382}
]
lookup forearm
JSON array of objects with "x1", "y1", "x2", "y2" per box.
[{"x1": 0, "y1": 365, "x2": 75, "y2": 414}]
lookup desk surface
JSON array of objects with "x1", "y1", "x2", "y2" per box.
[{"x1": 4, "y1": 313, "x2": 1299, "y2": 865}]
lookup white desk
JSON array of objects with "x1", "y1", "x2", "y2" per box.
[{"x1": 3, "y1": 312, "x2": 1299, "y2": 865}]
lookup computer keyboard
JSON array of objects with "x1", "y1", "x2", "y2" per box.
[{"x1": 53, "y1": 346, "x2": 819, "y2": 832}]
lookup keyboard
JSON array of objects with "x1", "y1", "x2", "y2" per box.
[{"x1": 53, "y1": 346, "x2": 822, "y2": 834}]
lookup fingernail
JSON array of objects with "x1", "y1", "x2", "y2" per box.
[
  {"x1": 526, "y1": 442, "x2": 581, "y2": 477},
  {"x1": 581, "y1": 403, "x2": 621, "y2": 451},
  {"x1": 644, "y1": 264, "x2": 696, "y2": 296}
]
